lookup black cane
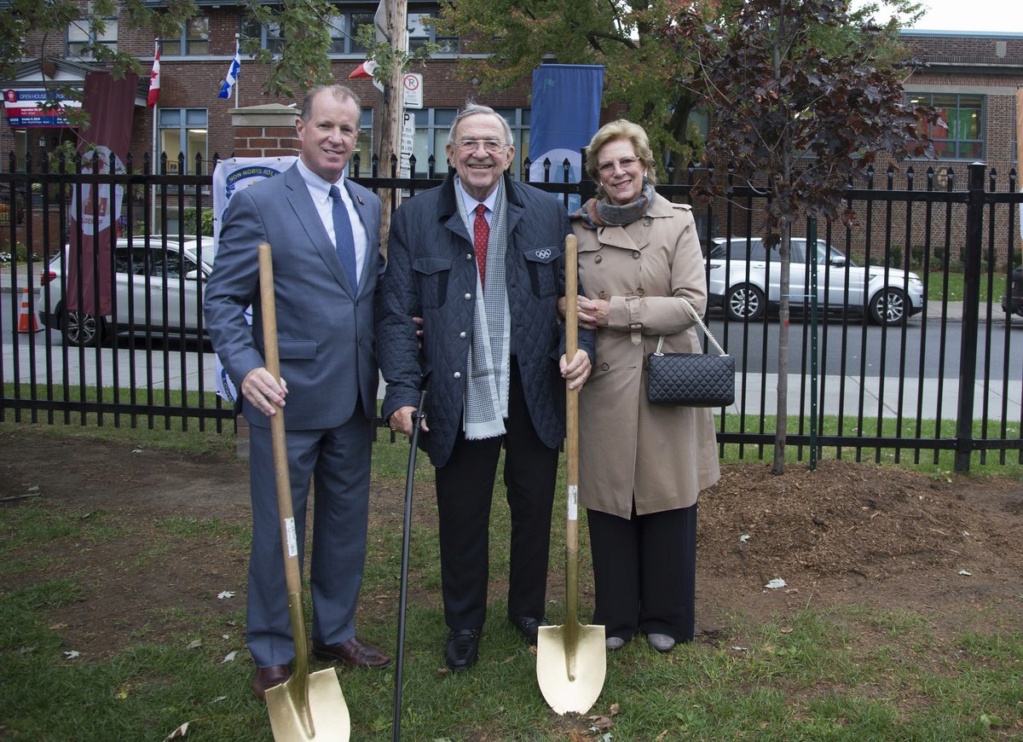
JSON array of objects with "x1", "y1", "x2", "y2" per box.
[{"x1": 393, "y1": 390, "x2": 427, "y2": 742}]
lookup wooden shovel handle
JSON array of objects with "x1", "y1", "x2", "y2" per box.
[
  {"x1": 564, "y1": 234, "x2": 581, "y2": 627},
  {"x1": 258, "y1": 243, "x2": 302, "y2": 598},
  {"x1": 565, "y1": 234, "x2": 579, "y2": 519}
]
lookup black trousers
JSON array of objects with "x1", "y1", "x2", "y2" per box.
[
  {"x1": 587, "y1": 502, "x2": 698, "y2": 643},
  {"x1": 434, "y1": 363, "x2": 559, "y2": 630}
]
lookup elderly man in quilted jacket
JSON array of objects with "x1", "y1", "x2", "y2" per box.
[{"x1": 377, "y1": 103, "x2": 594, "y2": 672}]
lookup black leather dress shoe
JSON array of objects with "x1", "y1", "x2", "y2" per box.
[
  {"x1": 509, "y1": 615, "x2": 549, "y2": 645},
  {"x1": 445, "y1": 628, "x2": 481, "y2": 671}
]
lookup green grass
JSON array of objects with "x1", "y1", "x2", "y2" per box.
[
  {"x1": 2, "y1": 424, "x2": 1023, "y2": 740},
  {"x1": 926, "y1": 270, "x2": 1007, "y2": 303},
  {"x1": 2, "y1": 383, "x2": 235, "y2": 453},
  {"x1": 714, "y1": 411, "x2": 1023, "y2": 478}
]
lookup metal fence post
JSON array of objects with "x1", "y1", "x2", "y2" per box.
[
  {"x1": 807, "y1": 218, "x2": 819, "y2": 470},
  {"x1": 955, "y1": 162, "x2": 986, "y2": 472}
]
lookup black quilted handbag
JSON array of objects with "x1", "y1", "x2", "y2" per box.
[{"x1": 647, "y1": 297, "x2": 735, "y2": 407}]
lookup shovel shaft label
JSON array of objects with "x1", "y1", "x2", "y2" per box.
[
  {"x1": 567, "y1": 485, "x2": 578, "y2": 520},
  {"x1": 285, "y1": 517, "x2": 298, "y2": 558}
]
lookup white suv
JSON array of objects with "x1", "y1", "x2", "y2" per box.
[
  {"x1": 38, "y1": 236, "x2": 213, "y2": 346},
  {"x1": 706, "y1": 237, "x2": 925, "y2": 326}
]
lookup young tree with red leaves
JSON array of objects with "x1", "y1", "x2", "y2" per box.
[{"x1": 667, "y1": 0, "x2": 938, "y2": 473}]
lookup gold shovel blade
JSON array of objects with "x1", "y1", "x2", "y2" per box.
[
  {"x1": 266, "y1": 667, "x2": 350, "y2": 741},
  {"x1": 536, "y1": 623, "x2": 607, "y2": 715}
]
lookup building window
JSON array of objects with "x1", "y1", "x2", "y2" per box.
[
  {"x1": 326, "y1": 12, "x2": 373, "y2": 54},
  {"x1": 350, "y1": 109, "x2": 374, "y2": 176},
  {"x1": 408, "y1": 12, "x2": 458, "y2": 54},
  {"x1": 1013, "y1": 102, "x2": 1018, "y2": 163},
  {"x1": 908, "y1": 93, "x2": 984, "y2": 160},
  {"x1": 161, "y1": 17, "x2": 210, "y2": 56},
  {"x1": 499, "y1": 108, "x2": 530, "y2": 180},
  {"x1": 159, "y1": 109, "x2": 208, "y2": 175},
  {"x1": 410, "y1": 108, "x2": 453, "y2": 177},
  {"x1": 67, "y1": 17, "x2": 118, "y2": 59},
  {"x1": 411, "y1": 108, "x2": 530, "y2": 179},
  {"x1": 241, "y1": 15, "x2": 284, "y2": 54}
]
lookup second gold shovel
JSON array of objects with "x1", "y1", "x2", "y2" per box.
[{"x1": 536, "y1": 234, "x2": 606, "y2": 715}]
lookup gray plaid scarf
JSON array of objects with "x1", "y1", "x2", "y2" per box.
[
  {"x1": 458, "y1": 180, "x2": 511, "y2": 440},
  {"x1": 572, "y1": 179, "x2": 656, "y2": 229}
]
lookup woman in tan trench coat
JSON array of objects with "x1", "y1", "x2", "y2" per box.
[{"x1": 566, "y1": 120, "x2": 721, "y2": 652}]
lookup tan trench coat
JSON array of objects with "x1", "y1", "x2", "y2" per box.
[{"x1": 574, "y1": 194, "x2": 721, "y2": 519}]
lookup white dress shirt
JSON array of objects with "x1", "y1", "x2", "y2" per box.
[{"x1": 296, "y1": 158, "x2": 369, "y2": 283}]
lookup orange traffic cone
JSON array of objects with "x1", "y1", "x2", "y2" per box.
[{"x1": 18, "y1": 286, "x2": 40, "y2": 333}]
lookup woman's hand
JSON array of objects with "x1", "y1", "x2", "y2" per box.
[{"x1": 577, "y1": 296, "x2": 610, "y2": 329}]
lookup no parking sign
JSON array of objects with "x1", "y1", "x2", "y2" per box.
[{"x1": 403, "y1": 73, "x2": 422, "y2": 109}]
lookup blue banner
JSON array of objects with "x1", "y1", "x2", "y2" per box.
[{"x1": 528, "y1": 64, "x2": 604, "y2": 211}]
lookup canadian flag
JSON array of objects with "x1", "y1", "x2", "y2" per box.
[
  {"x1": 349, "y1": 60, "x2": 379, "y2": 80},
  {"x1": 147, "y1": 41, "x2": 161, "y2": 108}
]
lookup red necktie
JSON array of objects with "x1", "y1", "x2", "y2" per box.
[{"x1": 473, "y1": 203, "x2": 489, "y2": 288}]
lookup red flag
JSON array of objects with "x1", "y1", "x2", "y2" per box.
[
  {"x1": 68, "y1": 71, "x2": 138, "y2": 317},
  {"x1": 147, "y1": 41, "x2": 161, "y2": 108},
  {"x1": 349, "y1": 60, "x2": 379, "y2": 80}
]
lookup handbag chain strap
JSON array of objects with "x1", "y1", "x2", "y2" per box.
[{"x1": 653, "y1": 297, "x2": 728, "y2": 357}]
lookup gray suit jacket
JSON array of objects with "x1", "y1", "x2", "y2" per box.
[{"x1": 205, "y1": 163, "x2": 383, "y2": 430}]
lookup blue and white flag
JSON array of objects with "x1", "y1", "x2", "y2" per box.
[
  {"x1": 528, "y1": 64, "x2": 604, "y2": 212},
  {"x1": 218, "y1": 42, "x2": 241, "y2": 99}
]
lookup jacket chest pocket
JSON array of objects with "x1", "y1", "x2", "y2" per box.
[
  {"x1": 523, "y1": 245, "x2": 561, "y2": 298},
  {"x1": 413, "y1": 257, "x2": 454, "y2": 307}
]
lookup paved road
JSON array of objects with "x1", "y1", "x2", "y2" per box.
[{"x1": 7, "y1": 262, "x2": 1018, "y2": 420}]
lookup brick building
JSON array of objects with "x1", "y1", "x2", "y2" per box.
[
  {"x1": 835, "y1": 31, "x2": 1023, "y2": 267},
  {"x1": 1, "y1": 2, "x2": 534, "y2": 179}
]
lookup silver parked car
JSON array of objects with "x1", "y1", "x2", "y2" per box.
[
  {"x1": 39, "y1": 235, "x2": 214, "y2": 346},
  {"x1": 706, "y1": 237, "x2": 925, "y2": 326}
]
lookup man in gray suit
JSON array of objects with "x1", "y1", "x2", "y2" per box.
[{"x1": 204, "y1": 83, "x2": 391, "y2": 703}]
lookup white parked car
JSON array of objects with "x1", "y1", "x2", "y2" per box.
[
  {"x1": 706, "y1": 237, "x2": 925, "y2": 326},
  {"x1": 38, "y1": 235, "x2": 214, "y2": 346}
]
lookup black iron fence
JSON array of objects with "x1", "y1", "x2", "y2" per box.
[{"x1": 2, "y1": 153, "x2": 1022, "y2": 471}]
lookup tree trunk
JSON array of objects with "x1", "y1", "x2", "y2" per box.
[{"x1": 773, "y1": 225, "x2": 791, "y2": 475}]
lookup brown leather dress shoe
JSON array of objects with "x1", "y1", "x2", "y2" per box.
[
  {"x1": 251, "y1": 664, "x2": 290, "y2": 703},
  {"x1": 312, "y1": 637, "x2": 392, "y2": 668}
]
